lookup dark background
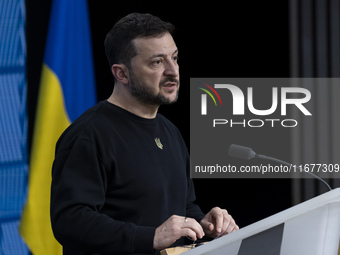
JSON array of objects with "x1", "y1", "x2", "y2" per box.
[{"x1": 26, "y1": 0, "x2": 291, "y2": 228}]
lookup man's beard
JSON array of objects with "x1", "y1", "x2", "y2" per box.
[{"x1": 128, "y1": 71, "x2": 179, "y2": 106}]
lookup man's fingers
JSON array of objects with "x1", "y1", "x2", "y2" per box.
[
  {"x1": 222, "y1": 210, "x2": 238, "y2": 234},
  {"x1": 225, "y1": 217, "x2": 236, "y2": 233},
  {"x1": 200, "y1": 207, "x2": 239, "y2": 238},
  {"x1": 219, "y1": 209, "x2": 231, "y2": 233},
  {"x1": 211, "y1": 207, "x2": 225, "y2": 233},
  {"x1": 182, "y1": 228, "x2": 198, "y2": 241},
  {"x1": 208, "y1": 222, "x2": 214, "y2": 231},
  {"x1": 214, "y1": 208, "x2": 239, "y2": 235},
  {"x1": 221, "y1": 211, "x2": 230, "y2": 233},
  {"x1": 153, "y1": 215, "x2": 205, "y2": 250},
  {"x1": 233, "y1": 224, "x2": 240, "y2": 232},
  {"x1": 182, "y1": 217, "x2": 205, "y2": 239}
]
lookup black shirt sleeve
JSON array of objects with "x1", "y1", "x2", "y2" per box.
[
  {"x1": 50, "y1": 138, "x2": 155, "y2": 254},
  {"x1": 184, "y1": 154, "x2": 206, "y2": 222}
]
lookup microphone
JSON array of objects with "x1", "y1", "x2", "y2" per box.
[{"x1": 228, "y1": 144, "x2": 332, "y2": 191}]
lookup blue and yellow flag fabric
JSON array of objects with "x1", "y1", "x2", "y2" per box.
[{"x1": 20, "y1": 0, "x2": 96, "y2": 254}]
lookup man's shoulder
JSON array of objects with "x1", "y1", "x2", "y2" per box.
[
  {"x1": 156, "y1": 113, "x2": 176, "y2": 128},
  {"x1": 66, "y1": 101, "x2": 107, "y2": 131},
  {"x1": 156, "y1": 113, "x2": 184, "y2": 140},
  {"x1": 55, "y1": 101, "x2": 113, "y2": 148}
]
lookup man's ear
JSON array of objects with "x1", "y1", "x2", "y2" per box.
[{"x1": 111, "y1": 64, "x2": 129, "y2": 85}]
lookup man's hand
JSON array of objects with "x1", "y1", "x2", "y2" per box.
[
  {"x1": 153, "y1": 215, "x2": 205, "y2": 250},
  {"x1": 200, "y1": 207, "x2": 239, "y2": 238}
]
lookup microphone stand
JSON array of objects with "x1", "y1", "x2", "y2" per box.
[
  {"x1": 256, "y1": 154, "x2": 332, "y2": 191},
  {"x1": 228, "y1": 144, "x2": 332, "y2": 191}
]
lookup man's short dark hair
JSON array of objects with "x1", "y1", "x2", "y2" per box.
[{"x1": 104, "y1": 13, "x2": 175, "y2": 70}]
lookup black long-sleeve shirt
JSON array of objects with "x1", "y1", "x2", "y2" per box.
[{"x1": 50, "y1": 101, "x2": 205, "y2": 255}]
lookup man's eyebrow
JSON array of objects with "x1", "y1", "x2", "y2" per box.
[{"x1": 148, "y1": 49, "x2": 179, "y2": 59}]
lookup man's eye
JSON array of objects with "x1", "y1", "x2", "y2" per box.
[
  {"x1": 153, "y1": 59, "x2": 162, "y2": 65},
  {"x1": 173, "y1": 56, "x2": 179, "y2": 61}
]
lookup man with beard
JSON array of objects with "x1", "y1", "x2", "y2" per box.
[{"x1": 50, "y1": 13, "x2": 238, "y2": 255}]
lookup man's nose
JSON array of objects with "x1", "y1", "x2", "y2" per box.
[{"x1": 164, "y1": 60, "x2": 179, "y2": 77}]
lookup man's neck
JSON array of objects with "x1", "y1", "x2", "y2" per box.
[{"x1": 107, "y1": 89, "x2": 159, "y2": 119}]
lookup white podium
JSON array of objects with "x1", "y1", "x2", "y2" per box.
[{"x1": 184, "y1": 188, "x2": 340, "y2": 255}]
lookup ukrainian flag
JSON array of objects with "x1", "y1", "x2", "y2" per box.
[{"x1": 20, "y1": 0, "x2": 96, "y2": 254}]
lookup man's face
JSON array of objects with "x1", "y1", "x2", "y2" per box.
[{"x1": 128, "y1": 32, "x2": 180, "y2": 106}]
